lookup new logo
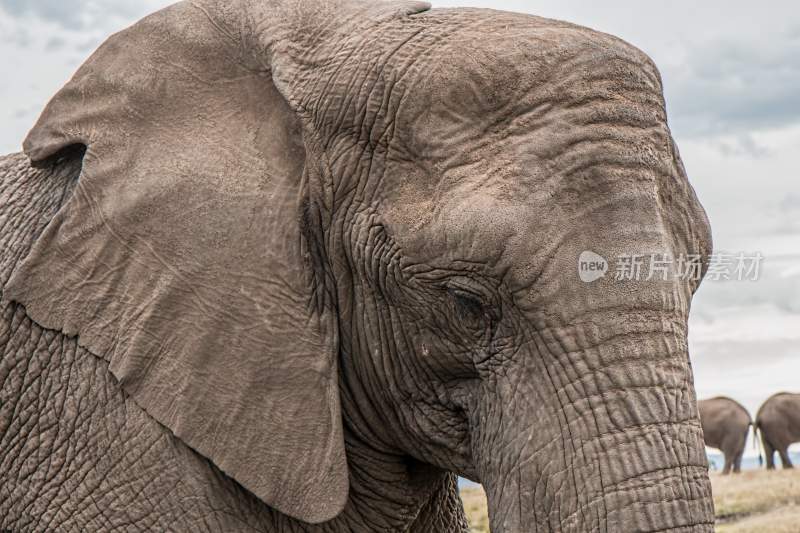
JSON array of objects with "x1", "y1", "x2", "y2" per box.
[{"x1": 578, "y1": 251, "x2": 608, "y2": 283}]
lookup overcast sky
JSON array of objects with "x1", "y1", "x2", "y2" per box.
[{"x1": 1, "y1": 1, "x2": 798, "y2": 456}]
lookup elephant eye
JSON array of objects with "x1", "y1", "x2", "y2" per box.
[
  {"x1": 449, "y1": 288, "x2": 485, "y2": 320},
  {"x1": 444, "y1": 279, "x2": 497, "y2": 338}
]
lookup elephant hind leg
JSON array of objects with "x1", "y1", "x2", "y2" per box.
[
  {"x1": 722, "y1": 453, "x2": 733, "y2": 475},
  {"x1": 778, "y1": 448, "x2": 794, "y2": 469},
  {"x1": 732, "y1": 450, "x2": 744, "y2": 473},
  {"x1": 732, "y1": 431, "x2": 748, "y2": 474},
  {"x1": 763, "y1": 438, "x2": 776, "y2": 469}
]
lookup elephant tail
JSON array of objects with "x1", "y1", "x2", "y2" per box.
[{"x1": 752, "y1": 422, "x2": 763, "y2": 467}]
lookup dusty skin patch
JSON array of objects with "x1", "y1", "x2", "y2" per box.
[{"x1": 460, "y1": 469, "x2": 800, "y2": 532}]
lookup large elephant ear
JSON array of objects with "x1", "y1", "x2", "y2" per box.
[{"x1": 3, "y1": 0, "x2": 426, "y2": 523}]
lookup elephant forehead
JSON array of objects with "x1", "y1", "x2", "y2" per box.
[
  {"x1": 389, "y1": 9, "x2": 665, "y2": 156},
  {"x1": 380, "y1": 15, "x2": 679, "y2": 235}
]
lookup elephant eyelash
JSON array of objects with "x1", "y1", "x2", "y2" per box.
[{"x1": 443, "y1": 277, "x2": 494, "y2": 305}]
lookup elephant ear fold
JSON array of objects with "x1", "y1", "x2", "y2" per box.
[{"x1": 5, "y1": 2, "x2": 346, "y2": 524}]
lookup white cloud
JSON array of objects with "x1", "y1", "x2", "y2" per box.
[
  {"x1": 691, "y1": 304, "x2": 800, "y2": 343},
  {"x1": 665, "y1": 26, "x2": 800, "y2": 139},
  {"x1": 0, "y1": 0, "x2": 168, "y2": 30}
]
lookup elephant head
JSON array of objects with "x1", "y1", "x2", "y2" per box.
[{"x1": 6, "y1": 0, "x2": 715, "y2": 530}]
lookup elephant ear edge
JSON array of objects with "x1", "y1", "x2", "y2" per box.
[{"x1": 7, "y1": 1, "x2": 348, "y2": 524}]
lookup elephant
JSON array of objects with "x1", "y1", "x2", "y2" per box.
[
  {"x1": 0, "y1": 0, "x2": 716, "y2": 531},
  {"x1": 697, "y1": 397, "x2": 751, "y2": 474},
  {"x1": 756, "y1": 392, "x2": 800, "y2": 469}
]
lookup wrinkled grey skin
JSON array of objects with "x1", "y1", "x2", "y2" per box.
[
  {"x1": 1, "y1": 152, "x2": 467, "y2": 533},
  {"x1": 756, "y1": 392, "x2": 800, "y2": 469},
  {"x1": 698, "y1": 397, "x2": 751, "y2": 474},
  {"x1": 0, "y1": 0, "x2": 715, "y2": 531}
]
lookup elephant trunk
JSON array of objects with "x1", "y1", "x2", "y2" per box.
[{"x1": 472, "y1": 312, "x2": 715, "y2": 532}]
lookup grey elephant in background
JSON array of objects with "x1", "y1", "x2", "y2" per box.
[
  {"x1": 757, "y1": 392, "x2": 800, "y2": 469},
  {"x1": 0, "y1": 0, "x2": 716, "y2": 531},
  {"x1": 698, "y1": 397, "x2": 751, "y2": 474}
]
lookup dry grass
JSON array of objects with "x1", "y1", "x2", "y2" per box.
[
  {"x1": 459, "y1": 469, "x2": 800, "y2": 532},
  {"x1": 460, "y1": 487, "x2": 490, "y2": 533},
  {"x1": 714, "y1": 469, "x2": 800, "y2": 532}
]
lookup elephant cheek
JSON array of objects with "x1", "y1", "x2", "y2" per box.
[{"x1": 471, "y1": 324, "x2": 714, "y2": 533}]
